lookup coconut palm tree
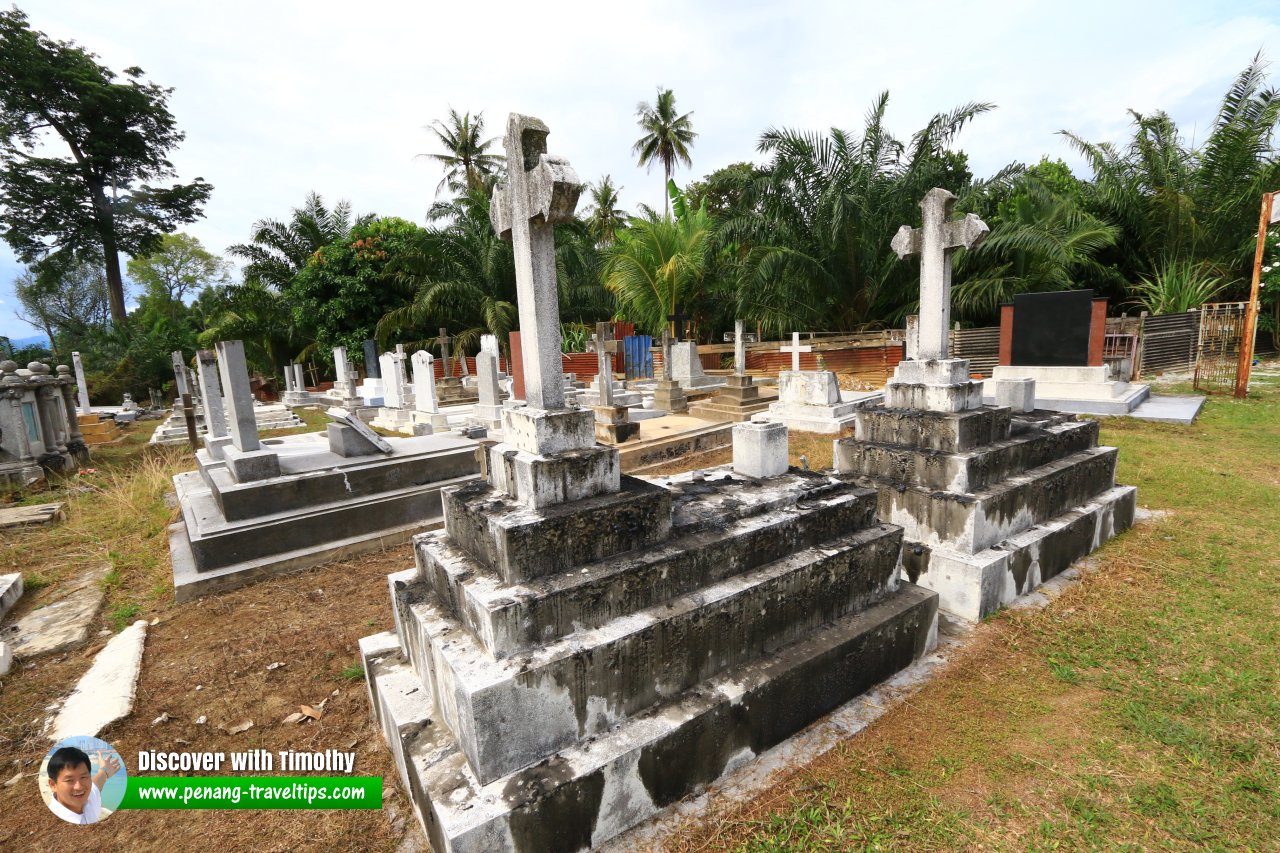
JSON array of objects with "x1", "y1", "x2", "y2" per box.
[
  {"x1": 724, "y1": 92, "x2": 992, "y2": 333},
  {"x1": 228, "y1": 192, "x2": 359, "y2": 291},
  {"x1": 633, "y1": 88, "x2": 697, "y2": 217},
  {"x1": 583, "y1": 175, "x2": 628, "y2": 244},
  {"x1": 419, "y1": 109, "x2": 504, "y2": 197},
  {"x1": 603, "y1": 182, "x2": 712, "y2": 335},
  {"x1": 1061, "y1": 53, "x2": 1280, "y2": 292}
]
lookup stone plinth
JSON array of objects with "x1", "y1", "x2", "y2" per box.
[
  {"x1": 77, "y1": 414, "x2": 123, "y2": 445},
  {"x1": 651, "y1": 378, "x2": 688, "y2": 414},
  {"x1": 835, "y1": 401, "x2": 1136, "y2": 622},
  {"x1": 755, "y1": 371, "x2": 865, "y2": 434},
  {"x1": 592, "y1": 405, "x2": 640, "y2": 443},
  {"x1": 690, "y1": 374, "x2": 771, "y2": 423},
  {"x1": 984, "y1": 365, "x2": 1150, "y2": 415},
  {"x1": 884, "y1": 358, "x2": 984, "y2": 413}
]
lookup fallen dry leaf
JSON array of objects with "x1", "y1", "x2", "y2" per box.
[{"x1": 225, "y1": 720, "x2": 254, "y2": 734}]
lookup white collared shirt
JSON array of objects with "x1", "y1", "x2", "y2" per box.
[{"x1": 47, "y1": 781, "x2": 102, "y2": 824}]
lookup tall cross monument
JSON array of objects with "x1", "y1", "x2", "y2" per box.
[
  {"x1": 491, "y1": 114, "x2": 583, "y2": 412},
  {"x1": 890, "y1": 187, "x2": 988, "y2": 361}
]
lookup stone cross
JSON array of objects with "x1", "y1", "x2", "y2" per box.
[
  {"x1": 891, "y1": 187, "x2": 989, "y2": 360},
  {"x1": 593, "y1": 322, "x2": 619, "y2": 407},
  {"x1": 660, "y1": 328, "x2": 674, "y2": 382},
  {"x1": 411, "y1": 350, "x2": 438, "y2": 413},
  {"x1": 196, "y1": 349, "x2": 227, "y2": 439},
  {"x1": 780, "y1": 332, "x2": 813, "y2": 372},
  {"x1": 733, "y1": 320, "x2": 747, "y2": 377},
  {"x1": 363, "y1": 340, "x2": 380, "y2": 378},
  {"x1": 171, "y1": 351, "x2": 189, "y2": 398},
  {"x1": 436, "y1": 328, "x2": 452, "y2": 378},
  {"x1": 490, "y1": 113, "x2": 583, "y2": 411},
  {"x1": 70, "y1": 351, "x2": 91, "y2": 413},
  {"x1": 214, "y1": 340, "x2": 260, "y2": 452}
]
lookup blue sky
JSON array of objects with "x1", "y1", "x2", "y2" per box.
[{"x1": 3, "y1": 0, "x2": 1278, "y2": 340}]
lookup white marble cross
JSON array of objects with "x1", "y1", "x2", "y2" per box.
[
  {"x1": 891, "y1": 188, "x2": 988, "y2": 361},
  {"x1": 780, "y1": 332, "x2": 813, "y2": 372},
  {"x1": 71, "y1": 351, "x2": 90, "y2": 413},
  {"x1": 593, "y1": 322, "x2": 620, "y2": 407},
  {"x1": 490, "y1": 114, "x2": 583, "y2": 411}
]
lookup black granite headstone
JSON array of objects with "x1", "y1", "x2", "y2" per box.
[
  {"x1": 363, "y1": 339, "x2": 380, "y2": 378},
  {"x1": 1010, "y1": 289, "x2": 1094, "y2": 366}
]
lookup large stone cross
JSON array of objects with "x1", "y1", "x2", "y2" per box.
[
  {"x1": 490, "y1": 113, "x2": 583, "y2": 410},
  {"x1": 660, "y1": 328, "x2": 674, "y2": 382},
  {"x1": 733, "y1": 320, "x2": 747, "y2": 376},
  {"x1": 780, "y1": 332, "x2": 812, "y2": 372},
  {"x1": 891, "y1": 187, "x2": 988, "y2": 361}
]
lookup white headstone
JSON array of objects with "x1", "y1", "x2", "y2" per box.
[
  {"x1": 214, "y1": 341, "x2": 260, "y2": 452},
  {"x1": 71, "y1": 351, "x2": 91, "y2": 413},
  {"x1": 379, "y1": 353, "x2": 403, "y2": 408},
  {"x1": 411, "y1": 351, "x2": 438, "y2": 413},
  {"x1": 195, "y1": 350, "x2": 227, "y2": 438}
]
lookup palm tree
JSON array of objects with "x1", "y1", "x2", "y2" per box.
[
  {"x1": 1061, "y1": 53, "x2": 1280, "y2": 292},
  {"x1": 633, "y1": 88, "x2": 697, "y2": 217},
  {"x1": 419, "y1": 109, "x2": 504, "y2": 197},
  {"x1": 603, "y1": 182, "x2": 712, "y2": 335},
  {"x1": 724, "y1": 92, "x2": 992, "y2": 333},
  {"x1": 228, "y1": 192, "x2": 359, "y2": 291},
  {"x1": 583, "y1": 175, "x2": 628, "y2": 244},
  {"x1": 197, "y1": 279, "x2": 302, "y2": 377}
]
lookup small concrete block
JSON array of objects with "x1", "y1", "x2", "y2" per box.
[
  {"x1": 222, "y1": 445, "x2": 281, "y2": 483},
  {"x1": 733, "y1": 421, "x2": 789, "y2": 478},
  {"x1": 501, "y1": 406, "x2": 595, "y2": 455},
  {"x1": 0, "y1": 640, "x2": 10, "y2": 676},
  {"x1": 327, "y1": 422, "x2": 382, "y2": 457},
  {"x1": 884, "y1": 380, "x2": 983, "y2": 413},
  {"x1": 994, "y1": 378, "x2": 1036, "y2": 413},
  {"x1": 203, "y1": 434, "x2": 233, "y2": 461},
  {"x1": 595, "y1": 420, "x2": 640, "y2": 443},
  {"x1": 47, "y1": 619, "x2": 147, "y2": 741},
  {"x1": 0, "y1": 572, "x2": 23, "y2": 622}
]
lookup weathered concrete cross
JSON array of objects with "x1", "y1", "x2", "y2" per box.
[
  {"x1": 436, "y1": 328, "x2": 452, "y2": 378},
  {"x1": 660, "y1": 328, "x2": 674, "y2": 382},
  {"x1": 490, "y1": 114, "x2": 583, "y2": 410},
  {"x1": 891, "y1": 188, "x2": 989, "y2": 361},
  {"x1": 733, "y1": 320, "x2": 747, "y2": 376},
  {"x1": 780, "y1": 332, "x2": 812, "y2": 372},
  {"x1": 592, "y1": 322, "x2": 619, "y2": 407}
]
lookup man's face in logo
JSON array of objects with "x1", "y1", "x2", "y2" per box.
[{"x1": 48, "y1": 763, "x2": 92, "y2": 813}]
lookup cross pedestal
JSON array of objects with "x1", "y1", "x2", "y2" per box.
[
  {"x1": 489, "y1": 113, "x2": 618, "y2": 507},
  {"x1": 651, "y1": 328, "x2": 688, "y2": 413},
  {"x1": 885, "y1": 188, "x2": 992, "y2": 413},
  {"x1": 590, "y1": 322, "x2": 638, "y2": 443}
]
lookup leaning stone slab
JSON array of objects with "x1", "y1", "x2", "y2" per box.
[
  {"x1": 0, "y1": 502, "x2": 65, "y2": 530},
  {"x1": 2, "y1": 564, "x2": 107, "y2": 658},
  {"x1": 0, "y1": 572, "x2": 23, "y2": 622},
  {"x1": 0, "y1": 640, "x2": 11, "y2": 675},
  {"x1": 47, "y1": 619, "x2": 148, "y2": 741},
  {"x1": 328, "y1": 407, "x2": 394, "y2": 454}
]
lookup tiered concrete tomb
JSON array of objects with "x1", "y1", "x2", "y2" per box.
[
  {"x1": 167, "y1": 341, "x2": 481, "y2": 601},
  {"x1": 833, "y1": 188, "x2": 1137, "y2": 623},
  {"x1": 358, "y1": 113, "x2": 939, "y2": 853}
]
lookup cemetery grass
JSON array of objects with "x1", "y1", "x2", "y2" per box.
[
  {"x1": 667, "y1": 387, "x2": 1280, "y2": 851},
  {"x1": 0, "y1": 419, "x2": 410, "y2": 852}
]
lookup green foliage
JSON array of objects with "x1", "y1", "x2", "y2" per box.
[
  {"x1": 228, "y1": 192, "x2": 360, "y2": 292},
  {"x1": 290, "y1": 216, "x2": 424, "y2": 356},
  {"x1": 603, "y1": 182, "x2": 712, "y2": 336},
  {"x1": 126, "y1": 232, "x2": 229, "y2": 311},
  {"x1": 1130, "y1": 258, "x2": 1230, "y2": 314},
  {"x1": 1061, "y1": 53, "x2": 1280, "y2": 294},
  {"x1": 726, "y1": 92, "x2": 989, "y2": 333},
  {"x1": 12, "y1": 261, "x2": 112, "y2": 349},
  {"x1": 633, "y1": 88, "x2": 697, "y2": 216},
  {"x1": 583, "y1": 175, "x2": 627, "y2": 245},
  {"x1": 0, "y1": 8, "x2": 212, "y2": 322},
  {"x1": 684, "y1": 162, "x2": 762, "y2": 221},
  {"x1": 419, "y1": 109, "x2": 503, "y2": 196}
]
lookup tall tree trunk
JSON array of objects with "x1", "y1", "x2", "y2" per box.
[{"x1": 89, "y1": 180, "x2": 127, "y2": 323}]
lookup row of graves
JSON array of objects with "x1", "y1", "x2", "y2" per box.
[{"x1": 159, "y1": 116, "x2": 1140, "y2": 852}]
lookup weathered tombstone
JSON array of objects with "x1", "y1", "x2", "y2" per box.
[
  {"x1": 363, "y1": 340, "x2": 380, "y2": 378},
  {"x1": 195, "y1": 349, "x2": 230, "y2": 459},
  {"x1": 591, "y1": 322, "x2": 638, "y2": 443},
  {"x1": 214, "y1": 340, "x2": 279, "y2": 481},
  {"x1": 651, "y1": 327, "x2": 688, "y2": 413},
  {"x1": 71, "y1": 352, "x2": 91, "y2": 413},
  {"x1": 293, "y1": 364, "x2": 306, "y2": 393},
  {"x1": 326, "y1": 406, "x2": 394, "y2": 457},
  {"x1": 170, "y1": 351, "x2": 189, "y2": 401},
  {"x1": 379, "y1": 353, "x2": 402, "y2": 408},
  {"x1": 411, "y1": 351, "x2": 438, "y2": 414},
  {"x1": 883, "y1": 188, "x2": 989, "y2": 412},
  {"x1": 471, "y1": 336, "x2": 504, "y2": 431}
]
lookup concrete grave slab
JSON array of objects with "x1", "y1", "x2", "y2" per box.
[
  {"x1": 2, "y1": 564, "x2": 108, "y2": 658},
  {"x1": 0, "y1": 572, "x2": 23, "y2": 622},
  {"x1": 47, "y1": 619, "x2": 147, "y2": 741}
]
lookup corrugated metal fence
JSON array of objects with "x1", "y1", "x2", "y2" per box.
[
  {"x1": 1139, "y1": 310, "x2": 1200, "y2": 375},
  {"x1": 950, "y1": 326, "x2": 1000, "y2": 377}
]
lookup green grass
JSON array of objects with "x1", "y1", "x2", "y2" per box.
[
  {"x1": 339, "y1": 663, "x2": 365, "y2": 682},
  {"x1": 670, "y1": 380, "x2": 1280, "y2": 852}
]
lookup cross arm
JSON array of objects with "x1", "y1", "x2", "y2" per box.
[{"x1": 942, "y1": 213, "x2": 990, "y2": 250}]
